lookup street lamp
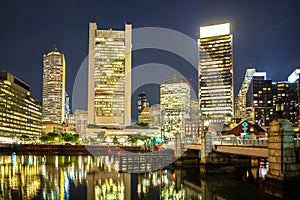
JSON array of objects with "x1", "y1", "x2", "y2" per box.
[{"x1": 201, "y1": 115, "x2": 210, "y2": 142}]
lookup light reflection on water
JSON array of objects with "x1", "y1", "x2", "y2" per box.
[{"x1": 0, "y1": 154, "x2": 269, "y2": 200}]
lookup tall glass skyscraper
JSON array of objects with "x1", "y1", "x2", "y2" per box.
[
  {"x1": 42, "y1": 49, "x2": 66, "y2": 124},
  {"x1": 198, "y1": 23, "x2": 233, "y2": 122},
  {"x1": 88, "y1": 23, "x2": 132, "y2": 126}
]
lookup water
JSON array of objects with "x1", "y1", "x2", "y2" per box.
[{"x1": 0, "y1": 154, "x2": 273, "y2": 200}]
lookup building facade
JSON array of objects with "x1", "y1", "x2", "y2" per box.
[
  {"x1": 235, "y1": 68, "x2": 256, "y2": 119},
  {"x1": 42, "y1": 49, "x2": 66, "y2": 124},
  {"x1": 137, "y1": 92, "x2": 149, "y2": 119},
  {"x1": 0, "y1": 72, "x2": 42, "y2": 139},
  {"x1": 272, "y1": 81, "x2": 299, "y2": 127},
  {"x1": 138, "y1": 106, "x2": 151, "y2": 124},
  {"x1": 198, "y1": 23, "x2": 233, "y2": 122},
  {"x1": 287, "y1": 69, "x2": 300, "y2": 127},
  {"x1": 74, "y1": 109, "x2": 88, "y2": 137},
  {"x1": 150, "y1": 104, "x2": 161, "y2": 127},
  {"x1": 246, "y1": 72, "x2": 274, "y2": 126},
  {"x1": 160, "y1": 82, "x2": 190, "y2": 137},
  {"x1": 88, "y1": 23, "x2": 132, "y2": 126}
]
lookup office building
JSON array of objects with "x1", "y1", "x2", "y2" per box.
[
  {"x1": 150, "y1": 104, "x2": 161, "y2": 127},
  {"x1": 88, "y1": 22, "x2": 132, "y2": 126},
  {"x1": 246, "y1": 72, "x2": 274, "y2": 126},
  {"x1": 160, "y1": 82, "x2": 190, "y2": 137},
  {"x1": 0, "y1": 72, "x2": 42, "y2": 139},
  {"x1": 138, "y1": 106, "x2": 151, "y2": 124},
  {"x1": 138, "y1": 92, "x2": 149, "y2": 118},
  {"x1": 287, "y1": 69, "x2": 300, "y2": 127},
  {"x1": 65, "y1": 92, "x2": 70, "y2": 121},
  {"x1": 42, "y1": 49, "x2": 66, "y2": 124},
  {"x1": 74, "y1": 109, "x2": 88, "y2": 137},
  {"x1": 272, "y1": 69, "x2": 300, "y2": 127},
  {"x1": 186, "y1": 98, "x2": 200, "y2": 138},
  {"x1": 198, "y1": 23, "x2": 233, "y2": 122},
  {"x1": 235, "y1": 68, "x2": 256, "y2": 119},
  {"x1": 272, "y1": 82, "x2": 296, "y2": 121}
]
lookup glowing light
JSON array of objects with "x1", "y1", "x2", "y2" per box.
[
  {"x1": 11, "y1": 153, "x2": 16, "y2": 166},
  {"x1": 253, "y1": 72, "x2": 267, "y2": 80},
  {"x1": 55, "y1": 156, "x2": 59, "y2": 168},
  {"x1": 200, "y1": 23, "x2": 230, "y2": 38},
  {"x1": 288, "y1": 69, "x2": 300, "y2": 83}
]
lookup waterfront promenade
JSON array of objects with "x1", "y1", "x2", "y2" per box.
[{"x1": 0, "y1": 143, "x2": 145, "y2": 156}]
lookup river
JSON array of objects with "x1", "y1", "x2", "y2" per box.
[{"x1": 0, "y1": 154, "x2": 276, "y2": 200}]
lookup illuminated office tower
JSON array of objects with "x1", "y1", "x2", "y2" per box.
[
  {"x1": 272, "y1": 69, "x2": 300, "y2": 127},
  {"x1": 160, "y1": 82, "x2": 190, "y2": 137},
  {"x1": 74, "y1": 109, "x2": 88, "y2": 137},
  {"x1": 138, "y1": 92, "x2": 149, "y2": 118},
  {"x1": 235, "y1": 68, "x2": 256, "y2": 119},
  {"x1": 198, "y1": 23, "x2": 233, "y2": 122},
  {"x1": 246, "y1": 72, "x2": 274, "y2": 126},
  {"x1": 0, "y1": 72, "x2": 42, "y2": 138},
  {"x1": 42, "y1": 49, "x2": 66, "y2": 123},
  {"x1": 287, "y1": 69, "x2": 300, "y2": 126},
  {"x1": 88, "y1": 23, "x2": 132, "y2": 126},
  {"x1": 150, "y1": 104, "x2": 161, "y2": 126},
  {"x1": 65, "y1": 92, "x2": 70, "y2": 121}
]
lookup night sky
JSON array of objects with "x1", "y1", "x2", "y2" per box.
[{"x1": 1, "y1": 0, "x2": 300, "y2": 119}]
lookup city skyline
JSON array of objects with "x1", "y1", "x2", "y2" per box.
[{"x1": 1, "y1": 0, "x2": 300, "y2": 108}]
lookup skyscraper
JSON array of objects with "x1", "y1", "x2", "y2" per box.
[
  {"x1": 150, "y1": 104, "x2": 161, "y2": 127},
  {"x1": 138, "y1": 92, "x2": 149, "y2": 118},
  {"x1": 160, "y1": 82, "x2": 190, "y2": 138},
  {"x1": 198, "y1": 23, "x2": 233, "y2": 122},
  {"x1": 88, "y1": 23, "x2": 132, "y2": 126},
  {"x1": 287, "y1": 69, "x2": 300, "y2": 127},
  {"x1": 42, "y1": 49, "x2": 66, "y2": 124},
  {"x1": 235, "y1": 68, "x2": 256, "y2": 119},
  {"x1": 246, "y1": 72, "x2": 274, "y2": 126}
]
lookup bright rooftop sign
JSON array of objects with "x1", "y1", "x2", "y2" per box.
[{"x1": 200, "y1": 22, "x2": 230, "y2": 38}]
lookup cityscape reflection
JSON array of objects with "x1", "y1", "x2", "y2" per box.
[{"x1": 0, "y1": 154, "x2": 268, "y2": 199}]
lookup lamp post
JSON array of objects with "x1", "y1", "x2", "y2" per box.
[{"x1": 201, "y1": 115, "x2": 209, "y2": 143}]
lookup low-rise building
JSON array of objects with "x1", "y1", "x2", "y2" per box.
[{"x1": 0, "y1": 72, "x2": 42, "y2": 140}]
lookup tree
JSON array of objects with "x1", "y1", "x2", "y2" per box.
[
  {"x1": 113, "y1": 136, "x2": 119, "y2": 145},
  {"x1": 40, "y1": 135, "x2": 49, "y2": 143},
  {"x1": 127, "y1": 135, "x2": 138, "y2": 146},
  {"x1": 97, "y1": 131, "x2": 106, "y2": 142},
  {"x1": 61, "y1": 132, "x2": 80, "y2": 143}
]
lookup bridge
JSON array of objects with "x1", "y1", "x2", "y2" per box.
[{"x1": 184, "y1": 134, "x2": 300, "y2": 158}]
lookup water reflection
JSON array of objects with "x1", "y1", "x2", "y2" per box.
[{"x1": 0, "y1": 154, "x2": 269, "y2": 200}]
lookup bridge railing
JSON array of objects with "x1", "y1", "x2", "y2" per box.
[
  {"x1": 211, "y1": 136, "x2": 268, "y2": 147},
  {"x1": 184, "y1": 134, "x2": 300, "y2": 149}
]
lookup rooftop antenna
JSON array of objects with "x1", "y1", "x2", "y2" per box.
[{"x1": 53, "y1": 44, "x2": 58, "y2": 52}]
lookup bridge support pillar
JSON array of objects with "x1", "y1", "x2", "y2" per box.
[
  {"x1": 200, "y1": 129, "x2": 234, "y2": 176},
  {"x1": 265, "y1": 117, "x2": 300, "y2": 199}
]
